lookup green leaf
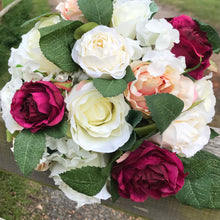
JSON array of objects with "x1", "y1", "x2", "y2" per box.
[
  {"x1": 210, "y1": 128, "x2": 219, "y2": 139},
  {"x1": 119, "y1": 131, "x2": 136, "y2": 151},
  {"x1": 194, "y1": 18, "x2": 220, "y2": 54},
  {"x1": 176, "y1": 150, "x2": 220, "y2": 209},
  {"x1": 131, "y1": 126, "x2": 158, "y2": 152},
  {"x1": 134, "y1": 123, "x2": 157, "y2": 138},
  {"x1": 125, "y1": 110, "x2": 143, "y2": 128},
  {"x1": 145, "y1": 93, "x2": 184, "y2": 133},
  {"x1": 123, "y1": 66, "x2": 136, "y2": 83},
  {"x1": 149, "y1": 2, "x2": 158, "y2": 19},
  {"x1": 21, "y1": 13, "x2": 61, "y2": 27},
  {"x1": 74, "y1": 22, "x2": 98, "y2": 40},
  {"x1": 39, "y1": 20, "x2": 83, "y2": 72},
  {"x1": 176, "y1": 177, "x2": 212, "y2": 209},
  {"x1": 14, "y1": 130, "x2": 46, "y2": 177},
  {"x1": 93, "y1": 78, "x2": 127, "y2": 97},
  {"x1": 44, "y1": 118, "x2": 68, "y2": 139},
  {"x1": 60, "y1": 166, "x2": 108, "y2": 196},
  {"x1": 78, "y1": 0, "x2": 113, "y2": 25},
  {"x1": 110, "y1": 177, "x2": 120, "y2": 203}
]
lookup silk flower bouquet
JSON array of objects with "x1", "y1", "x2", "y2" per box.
[{"x1": 1, "y1": 0, "x2": 220, "y2": 208}]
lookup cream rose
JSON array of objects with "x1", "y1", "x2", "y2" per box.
[
  {"x1": 72, "y1": 25, "x2": 130, "y2": 79},
  {"x1": 124, "y1": 60, "x2": 195, "y2": 116},
  {"x1": 44, "y1": 136, "x2": 110, "y2": 207},
  {"x1": 65, "y1": 81, "x2": 132, "y2": 153},
  {"x1": 8, "y1": 15, "x2": 61, "y2": 82},
  {"x1": 112, "y1": 0, "x2": 152, "y2": 38}
]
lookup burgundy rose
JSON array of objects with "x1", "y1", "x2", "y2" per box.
[
  {"x1": 11, "y1": 81, "x2": 65, "y2": 133},
  {"x1": 112, "y1": 141, "x2": 187, "y2": 202},
  {"x1": 167, "y1": 15, "x2": 212, "y2": 80}
]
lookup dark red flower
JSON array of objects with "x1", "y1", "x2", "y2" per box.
[
  {"x1": 11, "y1": 81, "x2": 65, "y2": 133},
  {"x1": 112, "y1": 141, "x2": 187, "y2": 202},
  {"x1": 167, "y1": 15, "x2": 212, "y2": 79}
]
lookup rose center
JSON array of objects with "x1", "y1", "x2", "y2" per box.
[{"x1": 80, "y1": 97, "x2": 113, "y2": 126}]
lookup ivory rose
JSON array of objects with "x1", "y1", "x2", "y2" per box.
[
  {"x1": 72, "y1": 25, "x2": 130, "y2": 79},
  {"x1": 112, "y1": 0, "x2": 152, "y2": 38},
  {"x1": 124, "y1": 60, "x2": 196, "y2": 115},
  {"x1": 44, "y1": 136, "x2": 110, "y2": 207},
  {"x1": 65, "y1": 81, "x2": 132, "y2": 153},
  {"x1": 8, "y1": 15, "x2": 61, "y2": 82},
  {"x1": 56, "y1": 0, "x2": 84, "y2": 21}
]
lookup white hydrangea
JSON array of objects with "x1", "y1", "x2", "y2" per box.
[
  {"x1": 136, "y1": 18, "x2": 179, "y2": 50},
  {"x1": 44, "y1": 136, "x2": 111, "y2": 207},
  {"x1": 142, "y1": 50, "x2": 186, "y2": 76}
]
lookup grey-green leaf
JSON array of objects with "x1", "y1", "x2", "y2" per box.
[
  {"x1": 210, "y1": 128, "x2": 219, "y2": 139},
  {"x1": 93, "y1": 78, "x2": 127, "y2": 97},
  {"x1": 60, "y1": 166, "x2": 108, "y2": 196},
  {"x1": 119, "y1": 131, "x2": 136, "y2": 151},
  {"x1": 78, "y1": 0, "x2": 113, "y2": 25},
  {"x1": 74, "y1": 22, "x2": 98, "y2": 40},
  {"x1": 149, "y1": 2, "x2": 158, "y2": 19},
  {"x1": 44, "y1": 118, "x2": 68, "y2": 139},
  {"x1": 176, "y1": 150, "x2": 220, "y2": 209},
  {"x1": 14, "y1": 130, "x2": 46, "y2": 177},
  {"x1": 145, "y1": 93, "x2": 184, "y2": 133},
  {"x1": 125, "y1": 110, "x2": 143, "y2": 128},
  {"x1": 39, "y1": 20, "x2": 83, "y2": 72},
  {"x1": 123, "y1": 66, "x2": 136, "y2": 83}
]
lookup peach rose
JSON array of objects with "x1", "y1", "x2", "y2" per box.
[
  {"x1": 56, "y1": 0, "x2": 84, "y2": 21},
  {"x1": 124, "y1": 61, "x2": 196, "y2": 115}
]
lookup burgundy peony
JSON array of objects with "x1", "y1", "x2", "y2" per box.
[
  {"x1": 112, "y1": 141, "x2": 187, "y2": 202},
  {"x1": 11, "y1": 81, "x2": 65, "y2": 133},
  {"x1": 167, "y1": 15, "x2": 212, "y2": 79}
]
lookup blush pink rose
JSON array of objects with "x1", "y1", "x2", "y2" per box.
[
  {"x1": 124, "y1": 61, "x2": 196, "y2": 115},
  {"x1": 11, "y1": 81, "x2": 65, "y2": 133},
  {"x1": 112, "y1": 141, "x2": 187, "y2": 202},
  {"x1": 56, "y1": 0, "x2": 83, "y2": 21},
  {"x1": 167, "y1": 15, "x2": 212, "y2": 80}
]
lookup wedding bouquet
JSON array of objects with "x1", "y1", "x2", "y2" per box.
[{"x1": 1, "y1": 0, "x2": 220, "y2": 208}]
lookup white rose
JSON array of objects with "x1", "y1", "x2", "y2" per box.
[
  {"x1": 45, "y1": 136, "x2": 110, "y2": 207},
  {"x1": 151, "y1": 77, "x2": 215, "y2": 158},
  {"x1": 136, "y1": 18, "x2": 180, "y2": 49},
  {"x1": 160, "y1": 108, "x2": 211, "y2": 158},
  {"x1": 72, "y1": 25, "x2": 130, "y2": 79},
  {"x1": 112, "y1": 0, "x2": 152, "y2": 38},
  {"x1": 0, "y1": 77, "x2": 23, "y2": 133},
  {"x1": 65, "y1": 81, "x2": 132, "y2": 153},
  {"x1": 8, "y1": 15, "x2": 61, "y2": 82},
  {"x1": 194, "y1": 78, "x2": 216, "y2": 123}
]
